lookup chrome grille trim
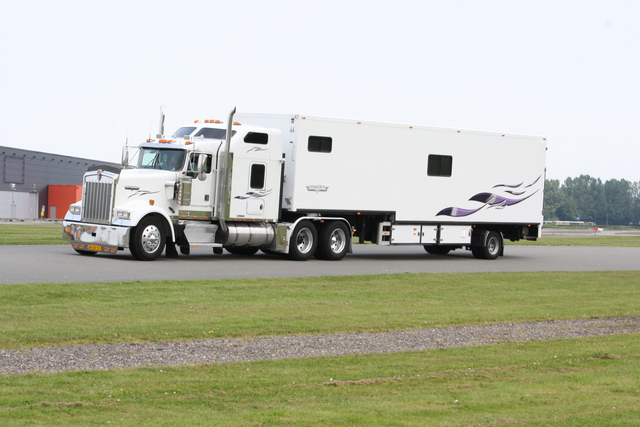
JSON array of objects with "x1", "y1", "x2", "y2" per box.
[{"x1": 82, "y1": 181, "x2": 114, "y2": 224}]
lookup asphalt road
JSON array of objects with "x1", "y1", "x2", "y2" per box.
[{"x1": 1, "y1": 243, "x2": 639, "y2": 284}]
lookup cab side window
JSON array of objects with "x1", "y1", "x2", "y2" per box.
[{"x1": 187, "y1": 153, "x2": 212, "y2": 177}]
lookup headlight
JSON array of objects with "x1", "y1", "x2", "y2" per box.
[
  {"x1": 70, "y1": 205, "x2": 82, "y2": 215},
  {"x1": 116, "y1": 210, "x2": 131, "y2": 219}
]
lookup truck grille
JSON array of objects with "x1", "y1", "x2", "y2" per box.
[{"x1": 82, "y1": 181, "x2": 114, "y2": 224}]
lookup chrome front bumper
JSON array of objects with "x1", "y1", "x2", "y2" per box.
[{"x1": 62, "y1": 221, "x2": 131, "y2": 254}]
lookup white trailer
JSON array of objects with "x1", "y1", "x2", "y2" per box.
[{"x1": 63, "y1": 108, "x2": 546, "y2": 261}]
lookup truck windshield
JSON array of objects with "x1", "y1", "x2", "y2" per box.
[{"x1": 137, "y1": 148, "x2": 186, "y2": 171}]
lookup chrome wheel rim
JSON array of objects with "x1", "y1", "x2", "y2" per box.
[
  {"x1": 141, "y1": 225, "x2": 161, "y2": 253},
  {"x1": 296, "y1": 228, "x2": 314, "y2": 254},
  {"x1": 487, "y1": 236, "x2": 499, "y2": 255},
  {"x1": 329, "y1": 228, "x2": 347, "y2": 254}
]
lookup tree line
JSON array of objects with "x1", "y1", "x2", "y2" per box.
[{"x1": 544, "y1": 175, "x2": 640, "y2": 226}]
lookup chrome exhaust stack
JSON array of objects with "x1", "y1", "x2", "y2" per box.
[
  {"x1": 216, "y1": 106, "x2": 236, "y2": 243},
  {"x1": 157, "y1": 105, "x2": 166, "y2": 138}
]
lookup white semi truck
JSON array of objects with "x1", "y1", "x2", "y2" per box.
[{"x1": 63, "y1": 108, "x2": 546, "y2": 261}]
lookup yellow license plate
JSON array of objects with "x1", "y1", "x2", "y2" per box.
[{"x1": 88, "y1": 244, "x2": 102, "y2": 251}]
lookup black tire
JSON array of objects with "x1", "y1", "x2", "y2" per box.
[
  {"x1": 424, "y1": 246, "x2": 451, "y2": 255},
  {"x1": 472, "y1": 231, "x2": 502, "y2": 260},
  {"x1": 289, "y1": 220, "x2": 318, "y2": 261},
  {"x1": 130, "y1": 216, "x2": 166, "y2": 261},
  {"x1": 74, "y1": 248, "x2": 97, "y2": 256},
  {"x1": 226, "y1": 246, "x2": 260, "y2": 256},
  {"x1": 315, "y1": 221, "x2": 350, "y2": 260}
]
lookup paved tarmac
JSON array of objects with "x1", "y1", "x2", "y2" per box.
[{"x1": 1, "y1": 243, "x2": 639, "y2": 285}]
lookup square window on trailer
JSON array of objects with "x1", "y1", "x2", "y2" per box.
[
  {"x1": 308, "y1": 136, "x2": 332, "y2": 153},
  {"x1": 427, "y1": 154, "x2": 453, "y2": 177}
]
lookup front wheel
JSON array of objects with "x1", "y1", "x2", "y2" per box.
[
  {"x1": 315, "y1": 221, "x2": 350, "y2": 260},
  {"x1": 289, "y1": 220, "x2": 318, "y2": 261},
  {"x1": 130, "y1": 216, "x2": 166, "y2": 261}
]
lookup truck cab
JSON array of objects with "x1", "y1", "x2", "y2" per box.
[{"x1": 63, "y1": 117, "x2": 284, "y2": 260}]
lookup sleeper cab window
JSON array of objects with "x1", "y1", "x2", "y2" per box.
[
  {"x1": 308, "y1": 136, "x2": 332, "y2": 153},
  {"x1": 194, "y1": 128, "x2": 235, "y2": 139},
  {"x1": 427, "y1": 154, "x2": 453, "y2": 177},
  {"x1": 244, "y1": 132, "x2": 269, "y2": 145},
  {"x1": 250, "y1": 164, "x2": 266, "y2": 189}
]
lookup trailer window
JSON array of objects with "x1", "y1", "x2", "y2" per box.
[
  {"x1": 308, "y1": 136, "x2": 332, "y2": 153},
  {"x1": 250, "y1": 164, "x2": 266, "y2": 189},
  {"x1": 427, "y1": 155, "x2": 453, "y2": 177},
  {"x1": 244, "y1": 132, "x2": 268, "y2": 144}
]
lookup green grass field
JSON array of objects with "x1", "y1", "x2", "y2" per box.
[
  {"x1": 507, "y1": 235, "x2": 640, "y2": 247},
  {"x1": 1, "y1": 223, "x2": 640, "y2": 424},
  {"x1": 1, "y1": 271, "x2": 638, "y2": 348},
  {"x1": 2, "y1": 334, "x2": 638, "y2": 426},
  {"x1": 0, "y1": 222, "x2": 63, "y2": 245},
  {"x1": 1, "y1": 271, "x2": 639, "y2": 425}
]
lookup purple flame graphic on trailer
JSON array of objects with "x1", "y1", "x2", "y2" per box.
[{"x1": 436, "y1": 176, "x2": 541, "y2": 217}]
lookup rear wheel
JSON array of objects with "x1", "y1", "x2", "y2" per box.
[
  {"x1": 316, "y1": 221, "x2": 350, "y2": 260},
  {"x1": 130, "y1": 217, "x2": 166, "y2": 261},
  {"x1": 472, "y1": 231, "x2": 502, "y2": 260},
  {"x1": 289, "y1": 220, "x2": 317, "y2": 261}
]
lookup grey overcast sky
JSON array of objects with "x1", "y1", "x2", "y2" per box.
[{"x1": 1, "y1": 0, "x2": 638, "y2": 182}]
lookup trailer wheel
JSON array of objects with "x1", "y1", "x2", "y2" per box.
[
  {"x1": 472, "y1": 231, "x2": 502, "y2": 260},
  {"x1": 226, "y1": 247, "x2": 260, "y2": 256},
  {"x1": 424, "y1": 246, "x2": 451, "y2": 255},
  {"x1": 316, "y1": 221, "x2": 350, "y2": 260},
  {"x1": 130, "y1": 216, "x2": 166, "y2": 261},
  {"x1": 289, "y1": 220, "x2": 317, "y2": 261}
]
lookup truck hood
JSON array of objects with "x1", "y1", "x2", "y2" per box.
[{"x1": 116, "y1": 168, "x2": 177, "y2": 200}]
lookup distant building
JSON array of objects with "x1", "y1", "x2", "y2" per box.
[{"x1": 0, "y1": 146, "x2": 119, "y2": 219}]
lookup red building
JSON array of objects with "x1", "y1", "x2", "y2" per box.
[{"x1": 48, "y1": 185, "x2": 83, "y2": 219}]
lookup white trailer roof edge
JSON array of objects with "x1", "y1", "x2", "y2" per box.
[{"x1": 235, "y1": 112, "x2": 546, "y2": 141}]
